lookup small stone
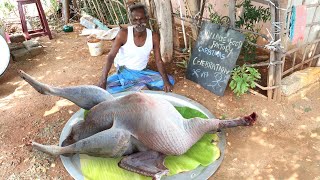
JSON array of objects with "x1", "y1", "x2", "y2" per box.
[
  {"x1": 11, "y1": 48, "x2": 32, "y2": 61},
  {"x1": 9, "y1": 34, "x2": 26, "y2": 43},
  {"x1": 23, "y1": 40, "x2": 41, "y2": 50},
  {"x1": 28, "y1": 46, "x2": 44, "y2": 56},
  {"x1": 51, "y1": 163, "x2": 56, "y2": 167},
  {"x1": 261, "y1": 127, "x2": 268, "y2": 132},
  {"x1": 196, "y1": 84, "x2": 201, "y2": 88},
  {"x1": 8, "y1": 43, "x2": 24, "y2": 51},
  {"x1": 23, "y1": 157, "x2": 30, "y2": 163}
]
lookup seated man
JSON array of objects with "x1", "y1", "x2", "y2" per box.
[{"x1": 98, "y1": 3, "x2": 174, "y2": 94}]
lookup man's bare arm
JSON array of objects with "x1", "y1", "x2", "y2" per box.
[
  {"x1": 152, "y1": 32, "x2": 173, "y2": 92},
  {"x1": 98, "y1": 29, "x2": 127, "y2": 89}
]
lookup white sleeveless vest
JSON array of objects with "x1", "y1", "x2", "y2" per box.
[{"x1": 114, "y1": 26, "x2": 153, "y2": 70}]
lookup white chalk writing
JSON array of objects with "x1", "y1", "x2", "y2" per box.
[
  {"x1": 198, "y1": 32, "x2": 244, "y2": 59},
  {"x1": 192, "y1": 57, "x2": 230, "y2": 75},
  {"x1": 198, "y1": 46, "x2": 226, "y2": 60},
  {"x1": 192, "y1": 69, "x2": 201, "y2": 78},
  {"x1": 207, "y1": 72, "x2": 225, "y2": 89}
]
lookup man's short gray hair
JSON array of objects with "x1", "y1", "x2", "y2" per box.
[{"x1": 129, "y1": 3, "x2": 149, "y2": 19}]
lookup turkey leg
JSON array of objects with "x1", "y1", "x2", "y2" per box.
[
  {"x1": 18, "y1": 70, "x2": 114, "y2": 110},
  {"x1": 33, "y1": 128, "x2": 132, "y2": 157}
]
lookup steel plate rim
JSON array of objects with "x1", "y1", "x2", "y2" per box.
[{"x1": 0, "y1": 35, "x2": 10, "y2": 76}]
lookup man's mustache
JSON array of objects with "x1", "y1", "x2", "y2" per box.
[{"x1": 133, "y1": 23, "x2": 147, "y2": 28}]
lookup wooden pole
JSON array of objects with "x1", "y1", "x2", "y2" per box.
[
  {"x1": 309, "y1": 42, "x2": 319, "y2": 67},
  {"x1": 273, "y1": 0, "x2": 282, "y2": 100},
  {"x1": 229, "y1": 0, "x2": 236, "y2": 27},
  {"x1": 178, "y1": 0, "x2": 187, "y2": 50},
  {"x1": 186, "y1": 0, "x2": 200, "y2": 39},
  {"x1": 62, "y1": 0, "x2": 70, "y2": 24},
  {"x1": 267, "y1": 2, "x2": 276, "y2": 100},
  {"x1": 153, "y1": 0, "x2": 173, "y2": 62},
  {"x1": 198, "y1": 0, "x2": 206, "y2": 29}
]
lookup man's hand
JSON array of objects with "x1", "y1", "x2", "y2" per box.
[
  {"x1": 163, "y1": 81, "x2": 173, "y2": 92},
  {"x1": 98, "y1": 79, "x2": 106, "y2": 89}
]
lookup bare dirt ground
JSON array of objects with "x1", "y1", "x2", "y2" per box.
[{"x1": 0, "y1": 28, "x2": 319, "y2": 180}]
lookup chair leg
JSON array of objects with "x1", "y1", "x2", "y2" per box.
[
  {"x1": 17, "y1": 2, "x2": 30, "y2": 40},
  {"x1": 36, "y1": 0, "x2": 52, "y2": 39},
  {"x1": 36, "y1": 2, "x2": 45, "y2": 31}
]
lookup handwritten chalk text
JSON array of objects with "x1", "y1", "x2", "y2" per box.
[
  {"x1": 192, "y1": 57, "x2": 230, "y2": 75},
  {"x1": 198, "y1": 46, "x2": 226, "y2": 60}
]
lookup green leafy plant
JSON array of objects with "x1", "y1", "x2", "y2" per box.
[
  {"x1": 229, "y1": 65, "x2": 261, "y2": 96},
  {"x1": 235, "y1": 0, "x2": 271, "y2": 62},
  {"x1": 208, "y1": 0, "x2": 271, "y2": 62},
  {"x1": 175, "y1": 59, "x2": 188, "y2": 69},
  {"x1": 81, "y1": 0, "x2": 128, "y2": 25},
  {"x1": 0, "y1": 0, "x2": 15, "y2": 17},
  {"x1": 0, "y1": 0, "x2": 16, "y2": 28}
]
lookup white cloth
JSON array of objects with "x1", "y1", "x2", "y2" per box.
[
  {"x1": 114, "y1": 26, "x2": 153, "y2": 71},
  {"x1": 80, "y1": 27, "x2": 120, "y2": 40}
]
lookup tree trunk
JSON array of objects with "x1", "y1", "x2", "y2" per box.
[
  {"x1": 186, "y1": 0, "x2": 200, "y2": 39},
  {"x1": 62, "y1": 0, "x2": 70, "y2": 24},
  {"x1": 153, "y1": 0, "x2": 173, "y2": 62}
]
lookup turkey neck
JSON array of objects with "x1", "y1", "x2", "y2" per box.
[{"x1": 184, "y1": 116, "x2": 249, "y2": 140}]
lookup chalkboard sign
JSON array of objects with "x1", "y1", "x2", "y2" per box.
[{"x1": 186, "y1": 22, "x2": 245, "y2": 96}]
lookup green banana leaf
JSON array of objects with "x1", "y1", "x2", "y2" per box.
[{"x1": 80, "y1": 106, "x2": 220, "y2": 180}]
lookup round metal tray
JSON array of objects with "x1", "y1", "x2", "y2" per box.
[
  {"x1": 0, "y1": 35, "x2": 10, "y2": 76},
  {"x1": 59, "y1": 91, "x2": 226, "y2": 180}
]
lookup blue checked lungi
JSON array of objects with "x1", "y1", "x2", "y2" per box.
[{"x1": 106, "y1": 66, "x2": 175, "y2": 94}]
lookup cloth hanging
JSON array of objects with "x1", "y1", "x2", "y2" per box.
[{"x1": 289, "y1": 5, "x2": 307, "y2": 44}]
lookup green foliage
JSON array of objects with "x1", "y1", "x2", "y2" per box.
[
  {"x1": 0, "y1": 0, "x2": 15, "y2": 17},
  {"x1": 0, "y1": 0, "x2": 15, "y2": 27},
  {"x1": 44, "y1": 0, "x2": 59, "y2": 13},
  {"x1": 175, "y1": 59, "x2": 188, "y2": 69},
  {"x1": 175, "y1": 106, "x2": 207, "y2": 119},
  {"x1": 207, "y1": 0, "x2": 271, "y2": 62},
  {"x1": 235, "y1": 0, "x2": 271, "y2": 62},
  {"x1": 229, "y1": 65, "x2": 261, "y2": 97},
  {"x1": 220, "y1": 114, "x2": 228, "y2": 120},
  {"x1": 304, "y1": 107, "x2": 312, "y2": 112},
  {"x1": 82, "y1": 0, "x2": 128, "y2": 25},
  {"x1": 207, "y1": 4, "x2": 221, "y2": 24},
  {"x1": 235, "y1": 0, "x2": 271, "y2": 30}
]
